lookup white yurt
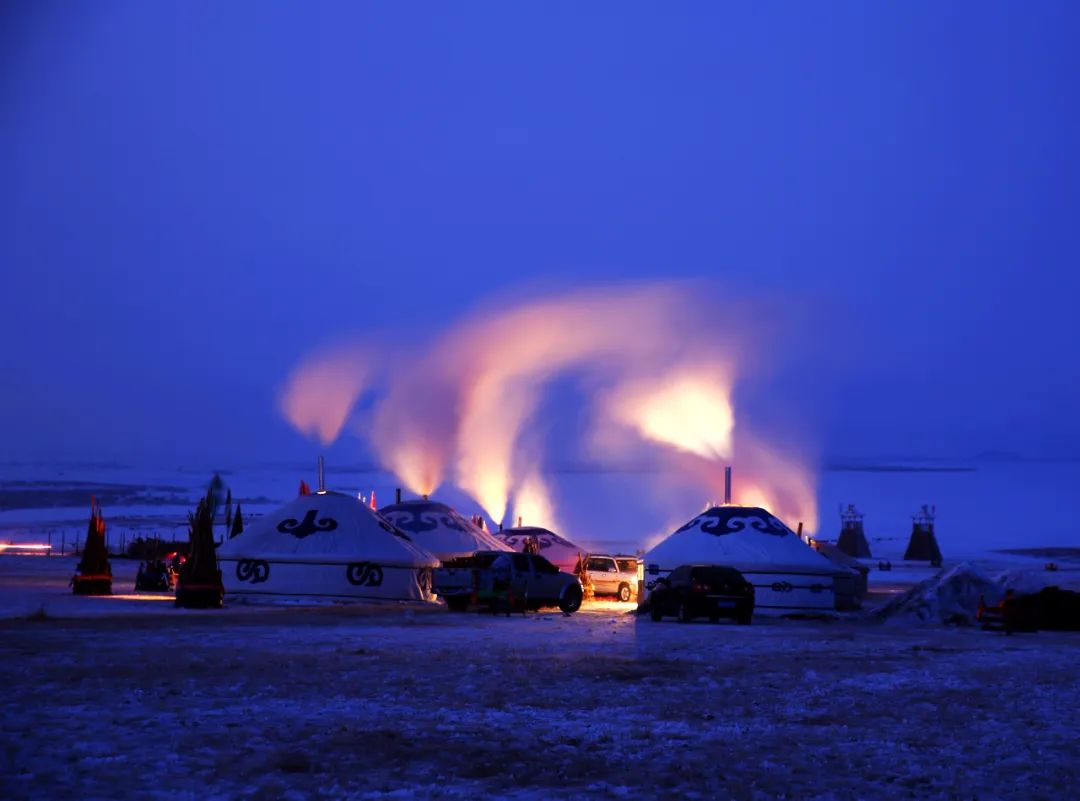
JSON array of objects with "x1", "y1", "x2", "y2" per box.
[
  {"x1": 217, "y1": 491, "x2": 439, "y2": 602},
  {"x1": 644, "y1": 505, "x2": 845, "y2": 615},
  {"x1": 491, "y1": 525, "x2": 586, "y2": 574},
  {"x1": 378, "y1": 499, "x2": 512, "y2": 562}
]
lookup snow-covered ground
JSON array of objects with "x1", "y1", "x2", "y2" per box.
[
  {"x1": 2, "y1": 556, "x2": 1080, "y2": 799},
  {"x1": 2, "y1": 460, "x2": 1079, "y2": 798}
]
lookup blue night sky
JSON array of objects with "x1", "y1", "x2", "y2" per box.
[{"x1": 2, "y1": 2, "x2": 1078, "y2": 465}]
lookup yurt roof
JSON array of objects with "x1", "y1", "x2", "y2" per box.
[
  {"x1": 646, "y1": 505, "x2": 836, "y2": 575},
  {"x1": 218, "y1": 491, "x2": 438, "y2": 566},
  {"x1": 491, "y1": 525, "x2": 586, "y2": 567},
  {"x1": 813, "y1": 541, "x2": 867, "y2": 575},
  {"x1": 378, "y1": 499, "x2": 511, "y2": 559},
  {"x1": 494, "y1": 525, "x2": 580, "y2": 548}
]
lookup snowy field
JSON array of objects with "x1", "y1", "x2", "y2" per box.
[
  {"x1": 2, "y1": 461, "x2": 1079, "y2": 799},
  {"x1": 2, "y1": 557, "x2": 1080, "y2": 800}
]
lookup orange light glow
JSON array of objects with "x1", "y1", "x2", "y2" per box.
[
  {"x1": 510, "y1": 472, "x2": 559, "y2": 533},
  {"x1": 708, "y1": 436, "x2": 819, "y2": 533},
  {"x1": 455, "y1": 375, "x2": 540, "y2": 523},
  {"x1": 369, "y1": 367, "x2": 458, "y2": 496},
  {"x1": 605, "y1": 368, "x2": 735, "y2": 461},
  {"x1": 279, "y1": 344, "x2": 371, "y2": 444},
  {"x1": 107, "y1": 594, "x2": 176, "y2": 602},
  {"x1": 277, "y1": 280, "x2": 818, "y2": 539}
]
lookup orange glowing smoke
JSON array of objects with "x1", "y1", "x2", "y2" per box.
[
  {"x1": 346, "y1": 282, "x2": 722, "y2": 518},
  {"x1": 716, "y1": 437, "x2": 818, "y2": 532},
  {"x1": 644, "y1": 430, "x2": 818, "y2": 533},
  {"x1": 278, "y1": 280, "x2": 818, "y2": 534},
  {"x1": 604, "y1": 367, "x2": 735, "y2": 461},
  {"x1": 510, "y1": 471, "x2": 559, "y2": 532},
  {"x1": 455, "y1": 376, "x2": 541, "y2": 524},
  {"x1": 369, "y1": 367, "x2": 456, "y2": 497},
  {"x1": 440, "y1": 285, "x2": 690, "y2": 521},
  {"x1": 279, "y1": 344, "x2": 372, "y2": 444}
]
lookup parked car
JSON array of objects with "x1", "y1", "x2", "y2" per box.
[
  {"x1": 134, "y1": 559, "x2": 175, "y2": 592},
  {"x1": 434, "y1": 550, "x2": 584, "y2": 614},
  {"x1": 583, "y1": 554, "x2": 639, "y2": 602},
  {"x1": 649, "y1": 565, "x2": 754, "y2": 624},
  {"x1": 979, "y1": 586, "x2": 1080, "y2": 633}
]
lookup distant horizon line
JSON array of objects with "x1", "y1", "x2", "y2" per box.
[{"x1": 3, "y1": 452, "x2": 1080, "y2": 476}]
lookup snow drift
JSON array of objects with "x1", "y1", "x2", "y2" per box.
[{"x1": 874, "y1": 562, "x2": 1080, "y2": 626}]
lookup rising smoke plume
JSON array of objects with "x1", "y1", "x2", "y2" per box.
[{"x1": 279, "y1": 280, "x2": 818, "y2": 535}]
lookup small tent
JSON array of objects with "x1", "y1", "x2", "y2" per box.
[
  {"x1": 217, "y1": 491, "x2": 438, "y2": 602},
  {"x1": 72, "y1": 499, "x2": 111, "y2": 595},
  {"x1": 176, "y1": 486, "x2": 224, "y2": 608},
  {"x1": 904, "y1": 505, "x2": 943, "y2": 564},
  {"x1": 378, "y1": 499, "x2": 512, "y2": 562},
  {"x1": 836, "y1": 504, "x2": 872, "y2": 559},
  {"x1": 230, "y1": 503, "x2": 244, "y2": 538},
  {"x1": 491, "y1": 526, "x2": 586, "y2": 574},
  {"x1": 644, "y1": 505, "x2": 843, "y2": 615}
]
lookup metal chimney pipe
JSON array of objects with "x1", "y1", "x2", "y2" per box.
[
  {"x1": 724, "y1": 466, "x2": 732, "y2": 504},
  {"x1": 395, "y1": 487, "x2": 402, "y2": 504},
  {"x1": 318, "y1": 456, "x2": 325, "y2": 492}
]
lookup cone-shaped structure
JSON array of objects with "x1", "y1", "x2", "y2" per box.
[
  {"x1": 218, "y1": 491, "x2": 438, "y2": 602},
  {"x1": 230, "y1": 503, "x2": 244, "y2": 538},
  {"x1": 176, "y1": 487, "x2": 224, "y2": 608},
  {"x1": 72, "y1": 500, "x2": 112, "y2": 595},
  {"x1": 379, "y1": 499, "x2": 512, "y2": 562},
  {"x1": 904, "y1": 505, "x2": 943, "y2": 564},
  {"x1": 490, "y1": 525, "x2": 585, "y2": 574},
  {"x1": 836, "y1": 504, "x2": 872, "y2": 559},
  {"x1": 645, "y1": 505, "x2": 849, "y2": 615}
]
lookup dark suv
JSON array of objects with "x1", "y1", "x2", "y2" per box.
[
  {"x1": 649, "y1": 565, "x2": 754, "y2": 624},
  {"x1": 433, "y1": 551, "x2": 584, "y2": 614}
]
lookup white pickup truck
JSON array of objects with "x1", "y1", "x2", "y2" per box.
[
  {"x1": 433, "y1": 551, "x2": 584, "y2": 614},
  {"x1": 583, "y1": 554, "x2": 640, "y2": 602}
]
